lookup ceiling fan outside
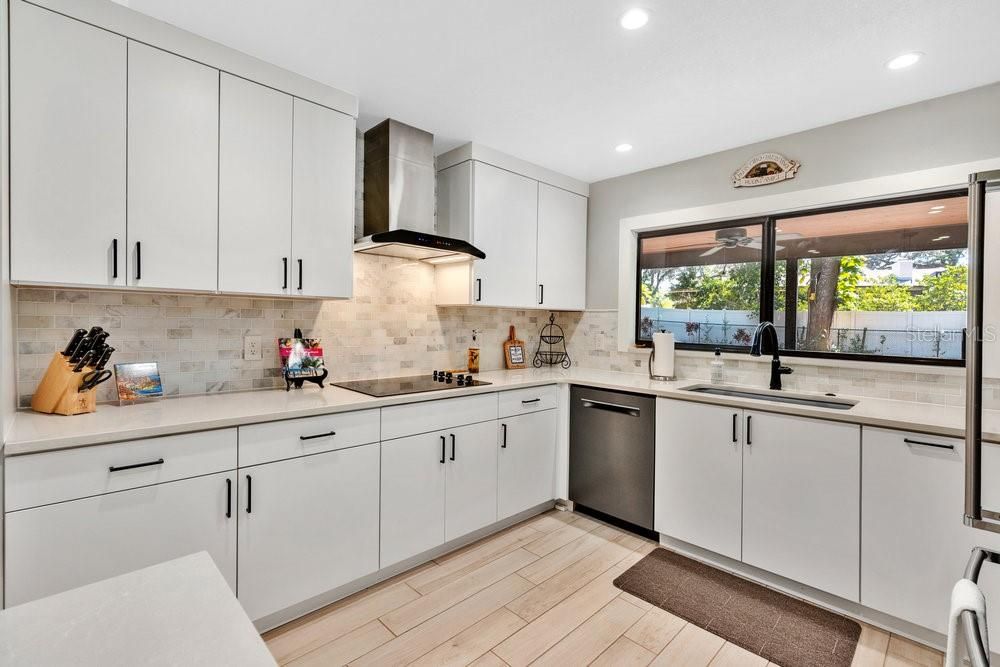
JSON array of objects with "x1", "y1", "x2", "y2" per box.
[{"x1": 699, "y1": 228, "x2": 801, "y2": 257}]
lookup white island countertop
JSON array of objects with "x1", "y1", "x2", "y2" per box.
[
  {"x1": 5, "y1": 367, "x2": 998, "y2": 455},
  {"x1": 0, "y1": 552, "x2": 275, "y2": 667}
]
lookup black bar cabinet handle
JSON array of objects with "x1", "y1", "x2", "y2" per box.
[
  {"x1": 245, "y1": 475, "x2": 252, "y2": 514},
  {"x1": 746, "y1": 415, "x2": 752, "y2": 446},
  {"x1": 300, "y1": 430, "x2": 336, "y2": 441},
  {"x1": 732, "y1": 413, "x2": 738, "y2": 443},
  {"x1": 904, "y1": 437, "x2": 955, "y2": 451},
  {"x1": 450, "y1": 433, "x2": 456, "y2": 461},
  {"x1": 522, "y1": 398, "x2": 541, "y2": 404},
  {"x1": 440, "y1": 435, "x2": 446, "y2": 464},
  {"x1": 135, "y1": 241, "x2": 141, "y2": 281},
  {"x1": 476, "y1": 278, "x2": 482, "y2": 302},
  {"x1": 108, "y1": 458, "x2": 164, "y2": 473},
  {"x1": 539, "y1": 284, "x2": 544, "y2": 305},
  {"x1": 112, "y1": 239, "x2": 118, "y2": 278},
  {"x1": 282, "y1": 257, "x2": 288, "y2": 289},
  {"x1": 297, "y1": 259, "x2": 303, "y2": 290},
  {"x1": 501, "y1": 423, "x2": 507, "y2": 448},
  {"x1": 225, "y1": 478, "x2": 232, "y2": 519}
]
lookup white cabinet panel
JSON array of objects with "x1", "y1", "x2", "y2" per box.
[
  {"x1": 127, "y1": 41, "x2": 219, "y2": 292},
  {"x1": 292, "y1": 98, "x2": 355, "y2": 298},
  {"x1": 381, "y1": 393, "x2": 497, "y2": 441},
  {"x1": 10, "y1": 2, "x2": 126, "y2": 286},
  {"x1": 380, "y1": 432, "x2": 447, "y2": 567},
  {"x1": 654, "y1": 399, "x2": 743, "y2": 561},
  {"x1": 741, "y1": 411, "x2": 860, "y2": 601},
  {"x1": 471, "y1": 162, "x2": 538, "y2": 308},
  {"x1": 445, "y1": 421, "x2": 499, "y2": 541},
  {"x1": 862, "y1": 428, "x2": 1000, "y2": 640},
  {"x1": 238, "y1": 409, "x2": 380, "y2": 467},
  {"x1": 237, "y1": 444, "x2": 379, "y2": 621},
  {"x1": 4, "y1": 472, "x2": 236, "y2": 607},
  {"x1": 498, "y1": 385, "x2": 560, "y2": 418},
  {"x1": 219, "y1": 73, "x2": 293, "y2": 295},
  {"x1": 536, "y1": 184, "x2": 587, "y2": 311},
  {"x1": 498, "y1": 409, "x2": 557, "y2": 520}
]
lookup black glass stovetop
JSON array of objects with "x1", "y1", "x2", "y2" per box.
[{"x1": 333, "y1": 372, "x2": 491, "y2": 397}]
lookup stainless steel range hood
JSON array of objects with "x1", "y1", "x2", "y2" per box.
[{"x1": 355, "y1": 119, "x2": 484, "y2": 262}]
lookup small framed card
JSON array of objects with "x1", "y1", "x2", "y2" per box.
[{"x1": 114, "y1": 362, "x2": 164, "y2": 402}]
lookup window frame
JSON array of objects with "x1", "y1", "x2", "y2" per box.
[{"x1": 634, "y1": 189, "x2": 968, "y2": 367}]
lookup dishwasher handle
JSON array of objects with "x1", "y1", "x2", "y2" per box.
[{"x1": 579, "y1": 398, "x2": 641, "y2": 417}]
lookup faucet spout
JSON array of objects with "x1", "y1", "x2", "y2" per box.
[{"x1": 749, "y1": 321, "x2": 794, "y2": 390}]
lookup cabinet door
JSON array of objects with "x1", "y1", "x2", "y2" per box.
[
  {"x1": 219, "y1": 73, "x2": 293, "y2": 295},
  {"x1": 498, "y1": 410, "x2": 557, "y2": 520},
  {"x1": 741, "y1": 411, "x2": 860, "y2": 601},
  {"x1": 654, "y1": 399, "x2": 742, "y2": 561},
  {"x1": 445, "y1": 420, "x2": 498, "y2": 541},
  {"x1": 10, "y1": 2, "x2": 126, "y2": 286},
  {"x1": 127, "y1": 42, "x2": 219, "y2": 292},
  {"x1": 237, "y1": 444, "x2": 379, "y2": 621},
  {"x1": 292, "y1": 98, "x2": 356, "y2": 299},
  {"x1": 862, "y1": 428, "x2": 1000, "y2": 639},
  {"x1": 380, "y1": 432, "x2": 447, "y2": 567},
  {"x1": 536, "y1": 184, "x2": 587, "y2": 311},
  {"x1": 4, "y1": 472, "x2": 236, "y2": 607},
  {"x1": 471, "y1": 162, "x2": 538, "y2": 308}
]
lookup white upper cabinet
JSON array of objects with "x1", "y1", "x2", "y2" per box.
[
  {"x1": 291, "y1": 98, "x2": 356, "y2": 299},
  {"x1": 127, "y1": 42, "x2": 219, "y2": 292},
  {"x1": 471, "y1": 162, "x2": 539, "y2": 308},
  {"x1": 10, "y1": 2, "x2": 126, "y2": 287},
  {"x1": 435, "y1": 145, "x2": 588, "y2": 310},
  {"x1": 219, "y1": 74, "x2": 294, "y2": 296},
  {"x1": 536, "y1": 184, "x2": 587, "y2": 310}
]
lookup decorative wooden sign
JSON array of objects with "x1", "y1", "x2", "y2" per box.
[
  {"x1": 503, "y1": 325, "x2": 527, "y2": 370},
  {"x1": 732, "y1": 152, "x2": 800, "y2": 188}
]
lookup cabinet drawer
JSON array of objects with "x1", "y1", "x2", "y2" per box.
[
  {"x1": 5, "y1": 429, "x2": 237, "y2": 511},
  {"x1": 381, "y1": 393, "x2": 497, "y2": 441},
  {"x1": 498, "y1": 385, "x2": 559, "y2": 418},
  {"x1": 239, "y1": 409, "x2": 380, "y2": 467}
]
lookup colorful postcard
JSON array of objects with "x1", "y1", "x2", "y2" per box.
[
  {"x1": 114, "y1": 362, "x2": 164, "y2": 401},
  {"x1": 278, "y1": 338, "x2": 326, "y2": 377}
]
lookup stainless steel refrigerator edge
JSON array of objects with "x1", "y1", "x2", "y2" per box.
[
  {"x1": 569, "y1": 386, "x2": 655, "y2": 529},
  {"x1": 965, "y1": 169, "x2": 1000, "y2": 533}
]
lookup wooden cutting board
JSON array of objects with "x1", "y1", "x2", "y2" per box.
[{"x1": 503, "y1": 325, "x2": 527, "y2": 369}]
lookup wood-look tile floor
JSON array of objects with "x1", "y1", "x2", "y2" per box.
[{"x1": 262, "y1": 511, "x2": 945, "y2": 667}]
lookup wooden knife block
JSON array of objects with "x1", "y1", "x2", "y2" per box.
[{"x1": 31, "y1": 353, "x2": 98, "y2": 416}]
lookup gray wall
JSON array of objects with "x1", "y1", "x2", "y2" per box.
[{"x1": 587, "y1": 82, "x2": 1000, "y2": 309}]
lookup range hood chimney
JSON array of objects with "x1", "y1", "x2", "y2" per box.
[{"x1": 355, "y1": 119, "x2": 484, "y2": 262}]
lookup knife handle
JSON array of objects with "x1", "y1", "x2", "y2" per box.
[
  {"x1": 62, "y1": 329, "x2": 87, "y2": 356},
  {"x1": 73, "y1": 350, "x2": 94, "y2": 372},
  {"x1": 68, "y1": 337, "x2": 92, "y2": 363}
]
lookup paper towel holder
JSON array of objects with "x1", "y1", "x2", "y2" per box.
[{"x1": 648, "y1": 330, "x2": 676, "y2": 381}]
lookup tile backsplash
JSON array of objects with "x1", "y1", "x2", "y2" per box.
[{"x1": 13, "y1": 256, "x2": 983, "y2": 409}]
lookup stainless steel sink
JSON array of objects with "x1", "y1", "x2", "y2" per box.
[{"x1": 681, "y1": 384, "x2": 858, "y2": 410}]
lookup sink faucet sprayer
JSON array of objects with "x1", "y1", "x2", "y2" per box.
[{"x1": 749, "y1": 321, "x2": 793, "y2": 390}]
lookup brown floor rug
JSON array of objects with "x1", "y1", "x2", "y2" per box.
[{"x1": 613, "y1": 548, "x2": 861, "y2": 667}]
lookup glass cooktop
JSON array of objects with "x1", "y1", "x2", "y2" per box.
[{"x1": 333, "y1": 372, "x2": 492, "y2": 397}]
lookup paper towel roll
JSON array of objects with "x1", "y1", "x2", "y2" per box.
[{"x1": 650, "y1": 331, "x2": 675, "y2": 379}]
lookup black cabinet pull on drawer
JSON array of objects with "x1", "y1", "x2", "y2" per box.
[
  {"x1": 904, "y1": 437, "x2": 955, "y2": 451},
  {"x1": 300, "y1": 430, "x2": 336, "y2": 441},
  {"x1": 521, "y1": 398, "x2": 542, "y2": 404},
  {"x1": 108, "y1": 458, "x2": 164, "y2": 473}
]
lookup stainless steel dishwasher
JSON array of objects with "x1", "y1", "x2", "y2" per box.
[{"x1": 569, "y1": 385, "x2": 655, "y2": 530}]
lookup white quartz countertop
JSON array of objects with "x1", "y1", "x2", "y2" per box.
[
  {"x1": 0, "y1": 552, "x2": 275, "y2": 667},
  {"x1": 4, "y1": 367, "x2": 996, "y2": 455}
]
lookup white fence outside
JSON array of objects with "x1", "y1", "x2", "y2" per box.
[{"x1": 639, "y1": 307, "x2": 964, "y2": 359}]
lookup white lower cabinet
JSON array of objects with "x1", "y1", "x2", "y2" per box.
[
  {"x1": 4, "y1": 471, "x2": 237, "y2": 607},
  {"x1": 741, "y1": 411, "x2": 860, "y2": 601},
  {"x1": 445, "y1": 421, "x2": 499, "y2": 541},
  {"x1": 654, "y1": 399, "x2": 743, "y2": 561},
  {"x1": 498, "y1": 409, "x2": 557, "y2": 520},
  {"x1": 237, "y1": 443, "x2": 379, "y2": 621},
  {"x1": 862, "y1": 427, "x2": 1000, "y2": 642},
  {"x1": 380, "y1": 431, "x2": 448, "y2": 568}
]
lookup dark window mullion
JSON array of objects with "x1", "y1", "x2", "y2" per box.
[{"x1": 759, "y1": 218, "x2": 776, "y2": 326}]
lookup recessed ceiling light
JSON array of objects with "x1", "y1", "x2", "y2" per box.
[
  {"x1": 615, "y1": 143, "x2": 633, "y2": 153},
  {"x1": 619, "y1": 8, "x2": 650, "y2": 30},
  {"x1": 929, "y1": 205, "x2": 945, "y2": 211},
  {"x1": 928, "y1": 209, "x2": 942, "y2": 215},
  {"x1": 932, "y1": 235, "x2": 950, "y2": 242},
  {"x1": 886, "y1": 52, "x2": 923, "y2": 70},
  {"x1": 808, "y1": 249, "x2": 820, "y2": 254}
]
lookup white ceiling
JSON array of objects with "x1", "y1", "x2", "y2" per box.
[{"x1": 115, "y1": 0, "x2": 1000, "y2": 183}]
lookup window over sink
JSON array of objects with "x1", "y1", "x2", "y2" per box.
[{"x1": 637, "y1": 191, "x2": 968, "y2": 365}]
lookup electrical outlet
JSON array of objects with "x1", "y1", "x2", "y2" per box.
[{"x1": 243, "y1": 335, "x2": 262, "y2": 361}]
